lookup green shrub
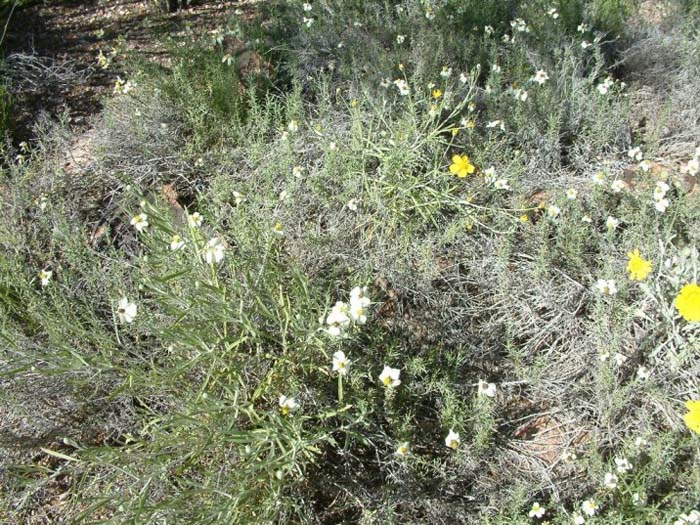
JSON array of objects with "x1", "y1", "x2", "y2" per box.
[{"x1": 2, "y1": 1, "x2": 700, "y2": 524}]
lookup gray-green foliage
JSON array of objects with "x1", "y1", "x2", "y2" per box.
[{"x1": 1, "y1": 1, "x2": 699, "y2": 524}]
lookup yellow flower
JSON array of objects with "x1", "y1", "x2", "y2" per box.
[
  {"x1": 449, "y1": 154, "x2": 476, "y2": 178},
  {"x1": 466, "y1": 119, "x2": 476, "y2": 129},
  {"x1": 519, "y1": 214, "x2": 529, "y2": 222},
  {"x1": 626, "y1": 249, "x2": 652, "y2": 281},
  {"x1": 432, "y1": 88, "x2": 443, "y2": 99},
  {"x1": 676, "y1": 283, "x2": 700, "y2": 322},
  {"x1": 684, "y1": 400, "x2": 700, "y2": 434},
  {"x1": 451, "y1": 127, "x2": 459, "y2": 137}
]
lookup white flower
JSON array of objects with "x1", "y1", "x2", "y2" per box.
[
  {"x1": 349, "y1": 286, "x2": 371, "y2": 324},
  {"x1": 395, "y1": 442, "x2": 410, "y2": 456},
  {"x1": 566, "y1": 188, "x2": 578, "y2": 200},
  {"x1": 379, "y1": 366, "x2": 401, "y2": 388},
  {"x1": 287, "y1": 120, "x2": 299, "y2": 133},
  {"x1": 581, "y1": 215, "x2": 593, "y2": 223},
  {"x1": 634, "y1": 437, "x2": 648, "y2": 450},
  {"x1": 573, "y1": 513, "x2": 585, "y2": 525},
  {"x1": 511, "y1": 18, "x2": 530, "y2": 33},
  {"x1": 547, "y1": 204, "x2": 561, "y2": 219},
  {"x1": 486, "y1": 120, "x2": 505, "y2": 131},
  {"x1": 484, "y1": 25, "x2": 494, "y2": 35},
  {"x1": 292, "y1": 165, "x2": 304, "y2": 178},
  {"x1": 581, "y1": 40, "x2": 592, "y2": 49},
  {"x1": 116, "y1": 297, "x2": 137, "y2": 324},
  {"x1": 581, "y1": 499, "x2": 599, "y2": 517},
  {"x1": 440, "y1": 66, "x2": 452, "y2": 78},
  {"x1": 614, "y1": 353, "x2": 627, "y2": 366},
  {"x1": 303, "y1": 16, "x2": 314, "y2": 27},
  {"x1": 130, "y1": 213, "x2": 149, "y2": 233},
  {"x1": 577, "y1": 23, "x2": 589, "y2": 33},
  {"x1": 396, "y1": 34, "x2": 406, "y2": 44},
  {"x1": 494, "y1": 178, "x2": 510, "y2": 191},
  {"x1": 611, "y1": 179, "x2": 626, "y2": 193},
  {"x1": 676, "y1": 512, "x2": 700, "y2": 525},
  {"x1": 113, "y1": 76, "x2": 136, "y2": 94},
  {"x1": 688, "y1": 158, "x2": 700, "y2": 176},
  {"x1": 632, "y1": 492, "x2": 642, "y2": 505},
  {"x1": 393, "y1": 79, "x2": 410, "y2": 96},
  {"x1": 38, "y1": 269, "x2": 52, "y2": 287},
  {"x1": 592, "y1": 171, "x2": 606, "y2": 185},
  {"x1": 483, "y1": 166, "x2": 496, "y2": 183},
  {"x1": 548, "y1": 8, "x2": 559, "y2": 18},
  {"x1": 326, "y1": 301, "x2": 351, "y2": 336},
  {"x1": 636, "y1": 366, "x2": 650, "y2": 380},
  {"x1": 654, "y1": 181, "x2": 670, "y2": 199},
  {"x1": 654, "y1": 198, "x2": 670, "y2": 213},
  {"x1": 459, "y1": 72, "x2": 468, "y2": 84},
  {"x1": 597, "y1": 77, "x2": 614, "y2": 95},
  {"x1": 492, "y1": 63, "x2": 502, "y2": 73},
  {"x1": 532, "y1": 69, "x2": 549, "y2": 85},
  {"x1": 278, "y1": 395, "x2": 299, "y2": 415},
  {"x1": 187, "y1": 211, "x2": 203, "y2": 228},
  {"x1": 332, "y1": 351, "x2": 350, "y2": 376},
  {"x1": 528, "y1": 502, "x2": 546, "y2": 518},
  {"x1": 170, "y1": 234, "x2": 185, "y2": 251},
  {"x1": 203, "y1": 237, "x2": 225, "y2": 264},
  {"x1": 273, "y1": 222, "x2": 285, "y2": 238},
  {"x1": 615, "y1": 457, "x2": 633, "y2": 473},
  {"x1": 477, "y1": 379, "x2": 497, "y2": 398},
  {"x1": 604, "y1": 472, "x2": 618, "y2": 489},
  {"x1": 595, "y1": 279, "x2": 617, "y2": 296},
  {"x1": 605, "y1": 216, "x2": 619, "y2": 231},
  {"x1": 628, "y1": 146, "x2": 643, "y2": 161},
  {"x1": 639, "y1": 160, "x2": 652, "y2": 172},
  {"x1": 444, "y1": 429, "x2": 460, "y2": 449},
  {"x1": 599, "y1": 352, "x2": 610, "y2": 362},
  {"x1": 302, "y1": 2, "x2": 312, "y2": 11},
  {"x1": 233, "y1": 191, "x2": 245, "y2": 205},
  {"x1": 425, "y1": 7, "x2": 435, "y2": 20},
  {"x1": 512, "y1": 88, "x2": 528, "y2": 101}
]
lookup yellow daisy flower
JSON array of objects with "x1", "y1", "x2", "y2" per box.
[
  {"x1": 676, "y1": 283, "x2": 700, "y2": 322},
  {"x1": 683, "y1": 400, "x2": 700, "y2": 434},
  {"x1": 626, "y1": 249, "x2": 652, "y2": 281},
  {"x1": 449, "y1": 154, "x2": 476, "y2": 178}
]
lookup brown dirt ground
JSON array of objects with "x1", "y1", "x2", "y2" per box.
[{"x1": 2, "y1": 0, "x2": 246, "y2": 143}]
